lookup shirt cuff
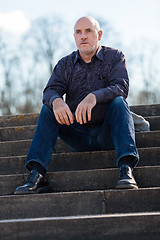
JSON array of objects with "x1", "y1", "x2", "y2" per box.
[
  {"x1": 92, "y1": 90, "x2": 105, "y2": 103},
  {"x1": 49, "y1": 95, "x2": 62, "y2": 107}
]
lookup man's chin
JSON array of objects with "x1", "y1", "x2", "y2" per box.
[{"x1": 79, "y1": 48, "x2": 94, "y2": 56}]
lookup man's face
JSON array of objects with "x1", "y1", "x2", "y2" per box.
[{"x1": 74, "y1": 18, "x2": 102, "y2": 57}]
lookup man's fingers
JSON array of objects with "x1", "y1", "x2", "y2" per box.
[
  {"x1": 67, "y1": 111, "x2": 74, "y2": 125},
  {"x1": 61, "y1": 108, "x2": 74, "y2": 125},
  {"x1": 63, "y1": 112, "x2": 74, "y2": 125},
  {"x1": 75, "y1": 93, "x2": 96, "y2": 124},
  {"x1": 75, "y1": 107, "x2": 84, "y2": 124},
  {"x1": 75, "y1": 107, "x2": 87, "y2": 124},
  {"x1": 82, "y1": 111, "x2": 87, "y2": 124},
  {"x1": 87, "y1": 108, "x2": 92, "y2": 122},
  {"x1": 52, "y1": 98, "x2": 74, "y2": 125},
  {"x1": 54, "y1": 108, "x2": 70, "y2": 125},
  {"x1": 54, "y1": 113, "x2": 63, "y2": 125},
  {"x1": 75, "y1": 108, "x2": 80, "y2": 123},
  {"x1": 56, "y1": 113, "x2": 65, "y2": 125},
  {"x1": 57, "y1": 112, "x2": 74, "y2": 125}
]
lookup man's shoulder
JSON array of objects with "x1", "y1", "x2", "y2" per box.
[
  {"x1": 101, "y1": 46, "x2": 124, "y2": 62},
  {"x1": 102, "y1": 46, "x2": 122, "y2": 56}
]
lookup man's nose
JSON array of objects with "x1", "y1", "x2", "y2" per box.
[{"x1": 81, "y1": 32, "x2": 87, "y2": 39}]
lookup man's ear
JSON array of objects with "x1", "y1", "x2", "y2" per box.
[{"x1": 98, "y1": 30, "x2": 103, "y2": 40}]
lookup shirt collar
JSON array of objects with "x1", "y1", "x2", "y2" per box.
[
  {"x1": 73, "y1": 51, "x2": 81, "y2": 64},
  {"x1": 96, "y1": 46, "x2": 104, "y2": 61},
  {"x1": 73, "y1": 45, "x2": 104, "y2": 64}
]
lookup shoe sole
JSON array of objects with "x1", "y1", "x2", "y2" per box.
[
  {"x1": 116, "y1": 184, "x2": 138, "y2": 190},
  {"x1": 14, "y1": 186, "x2": 50, "y2": 195}
]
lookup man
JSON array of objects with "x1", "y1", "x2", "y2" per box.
[{"x1": 14, "y1": 16, "x2": 139, "y2": 195}]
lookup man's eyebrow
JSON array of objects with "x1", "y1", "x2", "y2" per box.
[
  {"x1": 86, "y1": 28, "x2": 92, "y2": 31},
  {"x1": 75, "y1": 28, "x2": 93, "y2": 31}
]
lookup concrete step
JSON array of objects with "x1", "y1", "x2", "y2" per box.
[
  {"x1": 135, "y1": 131, "x2": 160, "y2": 148},
  {"x1": 130, "y1": 104, "x2": 160, "y2": 117},
  {"x1": 0, "y1": 166, "x2": 160, "y2": 195},
  {"x1": 145, "y1": 116, "x2": 160, "y2": 131},
  {"x1": 0, "y1": 138, "x2": 71, "y2": 157},
  {"x1": 0, "y1": 125, "x2": 36, "y2": 142},
  {"x1": 0, "y1": 140, "x2": 32, "y2": 157},
  {"x1": 0, "y1": 212, "x2": 160, "y2": 240},
  {"x1": 0, "y1": 130, "x2": 160, "y2": 157},
  {"x1": 0, "y1": 190, "x2": 104, "y2": 220},
  {"x1": 0, "y1": 117, "x2": 160, "y2": 142},
  {"x1": 0, "y1": 147, "x2": 160, "y2": 175},
  {"x1": 0, "y1": 188, "x2": 160, "y2": 220},
  {"x1": 0, "y1": 113, "x2": 39, "y2": 128}
]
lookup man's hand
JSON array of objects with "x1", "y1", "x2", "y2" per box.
[
  {"x1": 75, "y1": 93, "x2": 96, "y2": 124},
  {"x1": 52, "y1": 98, "x2": 74, "y2": 125}
]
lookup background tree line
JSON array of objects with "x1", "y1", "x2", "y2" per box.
[{"x1": 0, "y1": 15, "x2": 160, "y2": 116}]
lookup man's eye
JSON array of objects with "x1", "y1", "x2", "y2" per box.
[{"x1": 87, "y1": 29, "x2": 91, "y2": 32}]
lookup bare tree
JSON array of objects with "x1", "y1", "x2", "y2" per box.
[
  {"x1": 0, "y1": 33, "x2": 19, "y2": 115},
  {"x1": 24, "y1": 16, "x2": 65, "y2": 75},
  {"x1": 127, "y1": 39, "x2": 160, "y2": 105},
  {"x1": 15, "y1": 16, "x2": 68, "y2": 114}
]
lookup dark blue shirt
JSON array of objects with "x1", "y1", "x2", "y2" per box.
[{"x1": 43, "y1": 46, "x2": 129, "y2": 124}]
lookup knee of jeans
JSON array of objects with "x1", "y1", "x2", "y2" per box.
[
  {"x1": 110, "y1": 96, "x2": 126, "y2": 109},
  {"x1": 42, "y1": 104, "x2": 52, "y2": 113}
]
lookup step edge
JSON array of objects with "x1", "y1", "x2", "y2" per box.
[
  {"x1": 1, "y1": 211, "x2": 160, "y2": 224},
  {"x1": 1, "y1": 186, "x2": 160, "y2": 199},
  {"x1": 0, "y1": 165, "x2": 160, "y2": 178}
]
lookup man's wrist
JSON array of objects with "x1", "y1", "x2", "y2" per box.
[
  {"x1": 90, "y1": 93, "x2": 97, "y2": 104},
  {"x1": 52, "y1": 98, "x2": 63, "y2": 107}
]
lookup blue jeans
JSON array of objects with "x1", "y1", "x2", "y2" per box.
[{"x1": 25, "y1": 96, "x2": 139, "y2": 171}]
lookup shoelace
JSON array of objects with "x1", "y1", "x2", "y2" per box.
[
  {"x1": 119, "y1": 167, "x2": 129, "y2": 177},
  {"x1": 26, "y1": 171, "x2": 40, "y2": 184}
]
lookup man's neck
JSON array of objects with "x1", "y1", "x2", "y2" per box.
[{"x1": 81, "y1": 55, "x2": 93, "y2": 63}]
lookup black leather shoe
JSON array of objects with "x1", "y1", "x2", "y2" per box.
[
  {"x1": 14, "y1": 170, "x2": 50, "y2": 195},
  {"x1": 116, "y1": 165, "x2": 138, "y2": 189}
]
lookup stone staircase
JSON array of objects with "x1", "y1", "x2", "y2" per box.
[{"x1": 0, "y1": 104, "x2": 160, "y2": 239}]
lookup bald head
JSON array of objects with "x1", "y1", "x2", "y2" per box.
[{"x1": 74, "y1": 16, "x2": 100, "y2": 33}]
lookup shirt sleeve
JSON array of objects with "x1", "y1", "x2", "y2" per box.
[
  {"x1": 92, "y1": 51, "x2": 129, "y2": 103},
  {"x1": 43, "y1": 59, "x2": 67, "y2": 107}
]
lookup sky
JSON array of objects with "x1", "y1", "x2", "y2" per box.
[{"x1": 0, "y1": 0, "x2": 160, "y2": 45}]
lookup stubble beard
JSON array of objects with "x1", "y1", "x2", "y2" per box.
[{"x1": 79, "y1": 44, "x2": 97, "y2": 57}]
